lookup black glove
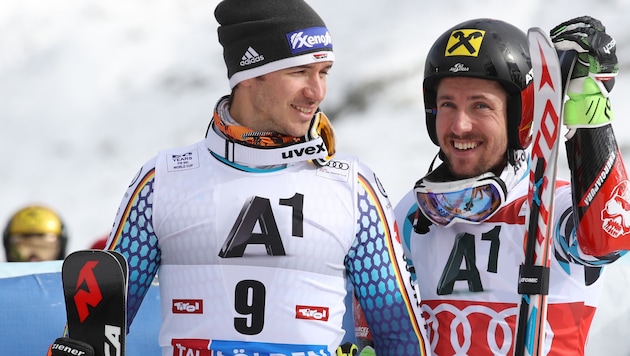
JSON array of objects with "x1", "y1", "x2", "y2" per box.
[
  {"x1": 550, "y1": 16, "x2": 617, "y2": 129},
  {"x1": 47, "y1": 337, "x2": 95, "y2": 356},
  {"x1": 550, "y1": 16, "x2": 618, "y2": 96}
]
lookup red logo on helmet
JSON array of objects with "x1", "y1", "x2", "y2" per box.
[{"x1": 518, "y1": 83, "x2": 535, "y2": 148}]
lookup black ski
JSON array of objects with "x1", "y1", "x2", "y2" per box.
[{"x1": 62, "y1": 249, "x2": 128, "y2": 356}]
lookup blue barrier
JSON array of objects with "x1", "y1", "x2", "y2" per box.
[
  {"x1": 1, "y1": 261, "x2": 360, "y2": 355},
  {"x1": 0, "y1": 261, "x2": 161, "y2": 355}
]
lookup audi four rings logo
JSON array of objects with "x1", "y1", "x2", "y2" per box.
[
  {"x1": 326, "y1": 160, "x2": 349, "y2": 170},
  {"x1": 424, "y1": 302, "x2": 519, "y2": 354}
]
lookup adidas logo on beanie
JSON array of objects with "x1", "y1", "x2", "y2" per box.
[{"x1": 215, "y1": 0, "x2": 335, "y2": 89}]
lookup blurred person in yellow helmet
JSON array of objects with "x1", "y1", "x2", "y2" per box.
[{"x1": 2, "y1": 205, "x2": 68, "y2": 262}]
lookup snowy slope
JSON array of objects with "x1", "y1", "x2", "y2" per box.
[{"x1": 1, "y1": 0, "x2": 629, "y2": 354}]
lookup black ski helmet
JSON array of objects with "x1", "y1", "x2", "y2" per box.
[{"x1": 423, "y1": 18, "x2": 534, "y2": 150}]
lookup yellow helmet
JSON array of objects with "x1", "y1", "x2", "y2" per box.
[
  {"x1": 6, "y1": 206, "x2": 63, "y2": 235},
  {"x1": 3, "y1": 205, "x2": 68, "y2": 261}
]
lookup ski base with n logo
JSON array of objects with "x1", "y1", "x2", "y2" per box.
[
  {"x1": 62, "y1": 249, "x2": 128, "y2": 356},
  {"x1": 513, "y1": 28, "x2": 576, "y2": 356}
]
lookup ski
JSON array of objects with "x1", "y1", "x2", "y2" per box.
[
  {"x1": 513, "y1": 28, "x2": 576, "y2": 356},
  {"x1": 62, "y1": 249, "x2": 128, "y2": 356}
]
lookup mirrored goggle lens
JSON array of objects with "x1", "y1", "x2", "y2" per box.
[{"x1": 415, "y1": 181, "x2": 504, "y2": 227}]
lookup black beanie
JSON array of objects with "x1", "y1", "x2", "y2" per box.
[{"x1": 215, "y1": 0, "x2": 334, "y2": 88}]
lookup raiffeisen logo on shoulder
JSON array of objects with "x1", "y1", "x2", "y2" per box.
[{"x1": 287, "y1": 26, "x2": 333, "y2": 55}]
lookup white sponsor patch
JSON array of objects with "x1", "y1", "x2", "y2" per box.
[{"x1": 167, "y1": 150, "x2": 200, "y2": 171}]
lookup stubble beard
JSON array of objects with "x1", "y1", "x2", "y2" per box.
[{"x1": 444, "y1": 154, "x2": 506, "y2": 179}]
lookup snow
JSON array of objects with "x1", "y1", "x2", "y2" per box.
[{"x1": 1, "y1": 0, "x2": 629, "y2": 354}]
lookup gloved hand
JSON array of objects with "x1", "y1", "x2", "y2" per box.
[
  {"x1": 336, "y1": 342, "x2": 359, "y2": 355},
  {"x1": 550, "y1": 16, "x2": 618, "y2": 129}
]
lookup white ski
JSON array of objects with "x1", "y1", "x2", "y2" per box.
[{"x1": 513, "y1": 28, "x2": 575, "y2": 356}]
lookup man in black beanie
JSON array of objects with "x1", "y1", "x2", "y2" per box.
[
  {"x1": 48, "y1": 1, "x2": 430, "y2": 356},
  {"x1": 215, "y1": 0, "x2": 334, "y2": 89}
]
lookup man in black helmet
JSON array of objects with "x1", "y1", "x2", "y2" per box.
[
  {"x1": 395, "y1": 17, "x2": 630, "y2": 355},
  {"x1": 48, "y1": 1, "x2": 430, "y2": 355}
]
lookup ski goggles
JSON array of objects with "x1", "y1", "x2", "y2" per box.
[
  {"x1": 206, "y1": 104, "x2": 336, "y2": 167},
  {"x1": 306, "y1": 111, "x2": 336, "y2": 166},
  {"x1": 8, "y1": 233, "x2": 61, "y2": 262},
  {"x1": 414, "y1": 173, "x2": 507, "y2": 227}
]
